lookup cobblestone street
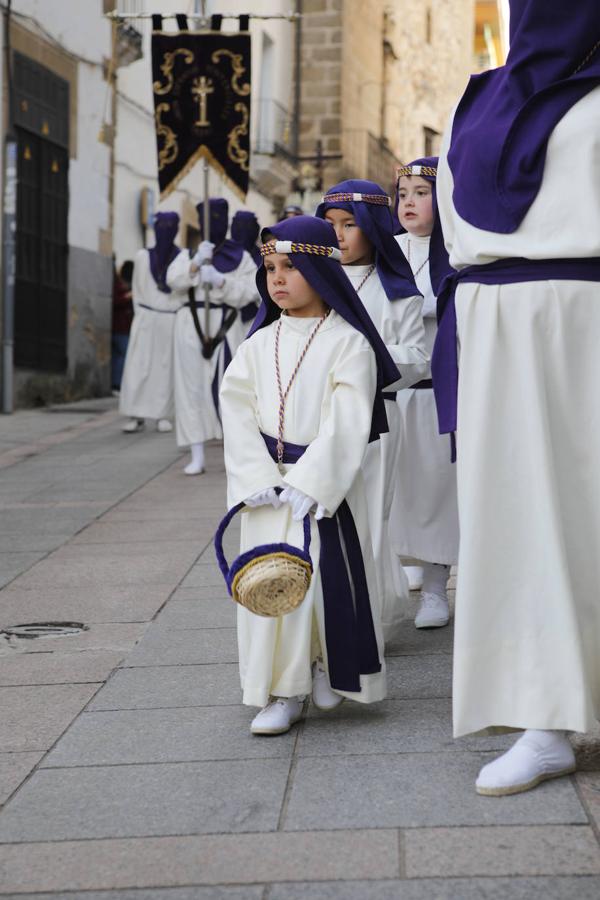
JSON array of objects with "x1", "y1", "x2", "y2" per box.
[{"x1": 0, "y1": 399, "x2": 599, "y2": 898}]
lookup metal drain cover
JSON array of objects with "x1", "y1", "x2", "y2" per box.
[{"x1": 1, "y1": 622, "x2": 88, "y2": 640}]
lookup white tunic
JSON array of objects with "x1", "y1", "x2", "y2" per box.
[
  {"x1": 437, "y1": 85, "x2": 600, "y2": 737},
  {"x1": 390, "y1": 233, "x2": 459, "y2": 566},
  {"x1": 119, "y1": 249, "x2": 187, "y2": 420},
  {"x1": 167, "y1": 249, "x2": 258, "y2": 447},
  {"x1": 343, "y1": 265, "x2": 428, "y2": 640},
  {"x1": 220, "y1": 310, "x2": 386, "y2": 708}
]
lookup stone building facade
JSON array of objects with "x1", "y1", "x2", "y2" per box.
[{"x1": 295, "y1": 0, "x2": 477, "y2": 200}]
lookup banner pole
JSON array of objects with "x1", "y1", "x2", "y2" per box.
[{"x1": 202, "y1": 157, "x2": 211, "y2": 339}]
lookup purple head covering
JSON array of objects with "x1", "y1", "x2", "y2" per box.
[
  {"x1": 231, "y1": 210, "x2": 261, "y2": 267},
  {"x1": 149, "y1": 212, "x2": 180, "y2": 293},
  {"x1": 394, "y1": 158, "x2": 454, "y2": 296},
  {"x1": 315, "y1": 179, "x2": 419, "y2": 303},
  {"x1": 448, "y1": 0, "x2": 600, "y2": 233},
  {"x1": 196, "y1": 199, "x2": 244, "y2": 273},
  {"x1": 248, "y1": 215, "x2": 400, "y2": 442}
]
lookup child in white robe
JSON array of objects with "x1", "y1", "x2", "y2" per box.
[
  {"x1": 316, "y1": 180, "x2": 429, "y2": 642},
  {"x1": 167, "y1": 199, "x2": 257, "y2": 475},
  {"x1": 218, "y1": 215, "x2": 402, "y2": 735},
  {"x1": 391, "y1": 159, "x2": 459, "y2": 630},
  {"x1": 119, "y1": 213, "x2": 186, "y2": 433}
]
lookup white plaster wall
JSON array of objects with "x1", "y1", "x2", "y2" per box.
[
  {"x1": 113, "y1": 0, "x2": 295, "y2": 265},
  {"x1": 10, "y1": 0, "x2": 112, "y2": 254}
]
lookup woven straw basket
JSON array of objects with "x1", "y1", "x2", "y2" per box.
[{"x1": 214, "y1": 501, "x2": 313, "y2": 617}]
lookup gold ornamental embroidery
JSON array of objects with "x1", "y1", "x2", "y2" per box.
[
  {"x1": 153, "y1": 48, "x2": 194, "y2": 95},
  {"x1": 211, "y1": 49, "x2": 250, "y2": 96},
  {"x1": 155, "y1": 103, "x2": 178, "y2": 170},
  {"x1": 227, "y1": 102, "x2": 250, "y2": 171},
  {"x1": 192, "y1": 76, "x2": 215, "y2": 126}
]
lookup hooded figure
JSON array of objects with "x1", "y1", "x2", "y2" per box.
[
  {"x1": 119, "y1": 212, "x2": 186, "y2": 433},
  {"x1": 166, "y1": 198, "x2": 259, "y2": 475},
  {"x1": 316, "y1": 182, "x2": 430, "y2": 641},
  {"x1": 219, "y1": 215, "x2": 401, "y2": 727},
  {"x1": 433, "y1": 0, "x2": 600, "y2": 797},
  {"x1": 231, "y1": 210, "x2": 261, "y2": 267}
]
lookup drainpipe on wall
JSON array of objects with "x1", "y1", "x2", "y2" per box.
[
  {"x1": 293, "y1": 0, "x2": 302, "y2": 162},
  {"x1": 1, "y1": 0, "x2": 16, "y2": 414}
]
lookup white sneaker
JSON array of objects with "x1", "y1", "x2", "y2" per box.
[
  {"x1": 122, "y1": 418, "x2": 145, "y2": 433},
  {"x1": 156, "y1": 418, "x2": 173, "y2": 433},
  {"x1": 250, "y1": 697, "x2": 304, "y2": 735},
  {"x1": 312, "y1": 659, "x2": 343, "y2": 711},
  {"x1": 476, "y1": 730, "x2": 576, "y2": 797},
  {"x1": 404, "y1": 565, "x2": 424, "y2": 591},
  {"x1": 414, "y1": 592, "x2": 449, "y2": 629},
  {"x1": 184, "y1": 460, "x2": 205, "y2": 476}
]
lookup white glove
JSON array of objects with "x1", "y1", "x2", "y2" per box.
[
  {"x1": 200, "y1": 264, "x2": 225, "y2": 289},
  {"x1": 280, "y1": 486, "x2": 326, "y2": 521},
  {"x1": 194, "y1": 240, "x2": 215, "y2": 266},
  {"x1": 244, "y1": 488, "x2": 282, "y2": 509}
]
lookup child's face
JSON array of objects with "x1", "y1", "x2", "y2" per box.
[
  {"x1": 265, "y1": 253, "x2": 328, "y2": 318},
  {"x1": 323, "y1": 209, "x2": 374, "y2": 265},
  {"x1": 397, "y1": 176, "x2": 434, "y2": 236}
]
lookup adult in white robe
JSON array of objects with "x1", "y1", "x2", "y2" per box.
[
  {"x1": 433, "y1": 0, "x2": 600, "y2": 798},
  {"x1": 119, "y1": 213, "x2": 186, "y2": 430}
]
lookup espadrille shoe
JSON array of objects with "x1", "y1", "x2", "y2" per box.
[
  {"x1": 476, "y1": 730, "x2": 576, "y2": 796},
  {"x1": 250, "y1": 697, "x2": 303, "y2": 735}
]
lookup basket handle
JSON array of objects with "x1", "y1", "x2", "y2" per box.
[{"x1": 214, "y1": 490, "x2": 312, "y2": 580}]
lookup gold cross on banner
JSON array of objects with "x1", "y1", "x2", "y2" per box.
[{"x1": 192, "y1": 76, "x2": 214, "y2": 127}]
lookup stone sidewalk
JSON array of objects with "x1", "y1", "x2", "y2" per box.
[{"x1": 0, "y1": 400, "x2": 599, "y2": 898}]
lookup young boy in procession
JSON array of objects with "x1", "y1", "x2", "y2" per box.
[
  {"x1": 316, "y1": 180, "x2": 429, "y2": 641},
  {"x1": 219, "y1": 216, "x2": 401, "y2": 734},
  {"x1": 434, "y1": 0, "x2": 600, "y2": 794},
  {"x1": 119, "y1": 212, "x2": 186, "y2": 434},
  {"x1": 391, "y1": 160, "x2": 459, "y2": 629},
  {"x1": 167, "y1": 199, "x2": 258, "y2": 475}
]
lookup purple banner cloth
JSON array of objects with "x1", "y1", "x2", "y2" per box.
[
  {"x1": 431, "y1": 257, "x2": 600, "y2": 457},
  {"x1": 261, "y1": 432, "x2": 381, "y2": 692}
]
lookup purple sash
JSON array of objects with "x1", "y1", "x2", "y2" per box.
[
  {"x1": 431, "y1": 257, "x2": 600, "y2": 461},
  {"x1": 261, "y1": 432, "x2": 381, "y2": 693}
]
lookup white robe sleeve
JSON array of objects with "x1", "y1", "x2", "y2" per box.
[
  {"x1": 283, "y1": 340, "x2": 376, "y2": 515},
  {"x1": 384, "y1": 295, "x2": 430, "y2": 389},
  {"x1": 220, "y1": 338, "x2": 285, "y2": 509},
  {"x1": 166, "y1": 249, "x2": 199, "y2": 291},
  {"x1": 131, "y1": 249, "x2": 147, "y2": 310},
  {"x1": 208, "y1": 251, "x2": 259, "y2": 309}
]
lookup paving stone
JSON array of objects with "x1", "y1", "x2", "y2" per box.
[
  {"x1": 123, "y1": 627, "x2": 238, "y2": 667},
  {"x1": 298, "y1": 700, "x2": 512, "y2": 757},
  {"x1": 14, "y1": 889, "x2": 264, "y2": 900},
  {"x1": 404, "y1": 825, "x2": 600, "y2": 877},
  {"x1": 283, "y1": 753, "x2": 587, "y2": 830},
  {"x1": 0, "y1": 532, "x2": 72, "y2": 553},
  {"x1": 386, "y1": 654, "x2": 453, "y2": 699},
  {"x1": 572, "y1": 727, "x2": 600, "y2": 771},
  {"x1": 88, "y1": 664, "x2": 241, "y2": 711},
  {"x1": 0, "y1": 683, "x2": 101, "y2": 752},
  {"x1": 385, "y1": 619, "x2": 454, "y2": 656},
  {"x1": 42, "y1": 705, "x2": 294, "y2": 767},
  {"x1": 170, "y1": 585, "x2": 232, "y2": 602},
  {"x1": 269, "y1": 877, "x2": 600, "y2": 900},
  {"x1": 575, "y1": 772, "x2": 600, "y2": 830},
  {"x1": 15, "y1": 553, "x2": 190, "y2": 589},
  {"x1": 155, "y1": 599, "x2": 234, "y2": 629},
  {"x1": 71, "y1": 519, "x2": 214, "y2": 545},
  {"x1": 0, "y1": 584, "x2": 171, "y2": 626},
  {"x1": 0, "y1": 751, "x2": 43, "y2": 804},
  {"x1": 0, "y1": 829, "x2": 398, "y2": 893},
  {"x1": 0, "y1": 552, "x2": 47, "y2": 588},
  {"x1": 0, "y1": 759, "x2": 291, "y2": 841},
  {"x1": 54, "y1": 540, "x2": 200, "y2": 561},
  {"x1": 0, "y1": 649, "x2": 125, "y2": 686},
  {"x1": 179, "y1": 567, "x2": 228, "y2": 589},
  {"x1": 0, "y1": 623, "x2": 146, "y2": 656}
]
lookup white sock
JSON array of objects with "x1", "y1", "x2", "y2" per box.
[
  {"x1": 421, "y1": 562, "x2": 450, "y2": 599},
  {"x1": 184, "y1": 442, "x2": 205, "y2": 474}
]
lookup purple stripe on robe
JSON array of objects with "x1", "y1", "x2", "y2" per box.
[
  {"x1": 431, "y1": 257, "x2": 600, "y2": 458},
  {"x1": 260, "y1": 432, "x2": 381, "y2": 692}
]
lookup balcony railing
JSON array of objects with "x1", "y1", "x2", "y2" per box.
[{"x1": 253, "y1": 98, "x2": 294, "y2": 157}]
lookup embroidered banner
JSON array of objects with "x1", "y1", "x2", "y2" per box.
[{"x1": 151, "y1": 22, "x2": 251, "y2": 199}]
